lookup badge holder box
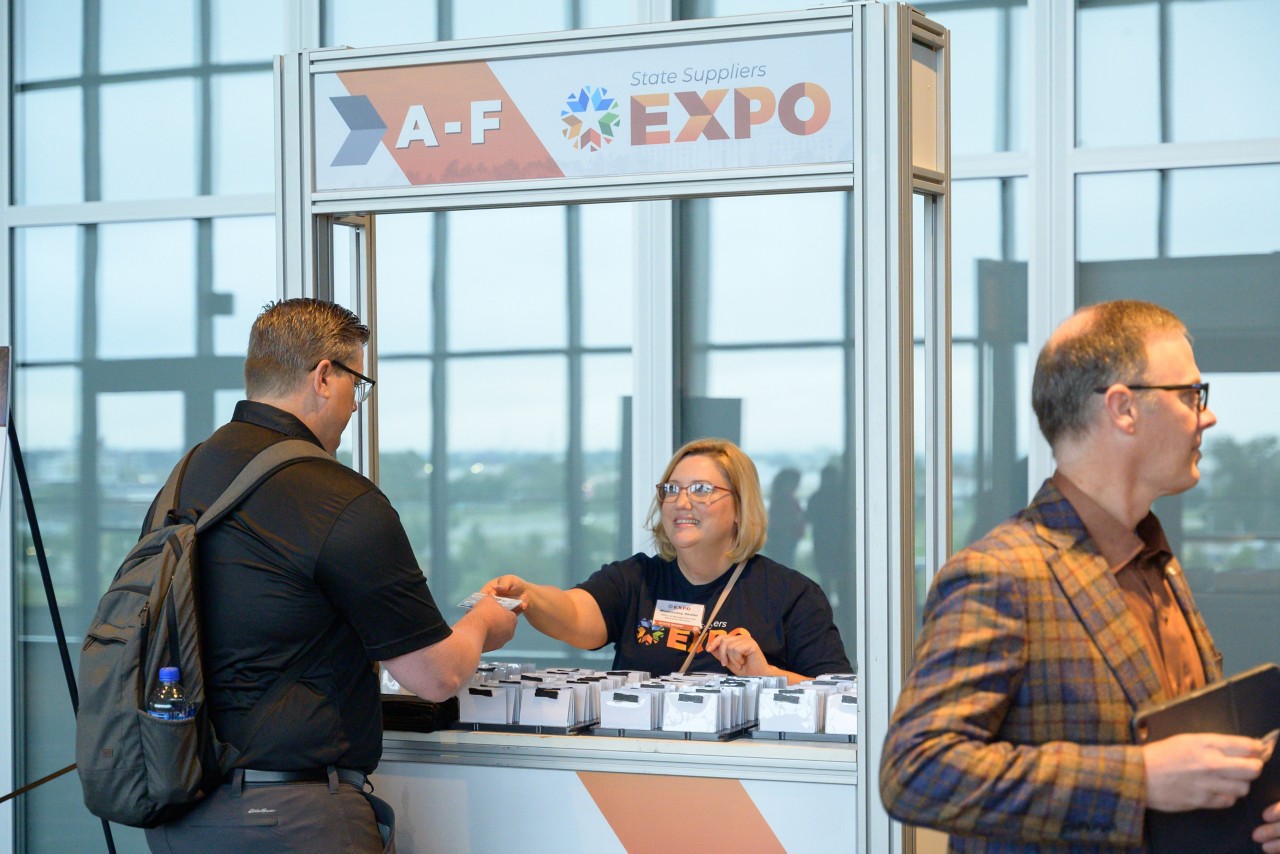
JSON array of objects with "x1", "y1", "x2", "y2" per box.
[
  {"x1": 588, "y1": 724, "x2": 752, "y2": 741},
  {"x1": 450, "y1": 721, "x2": 597, "y2": 736},
  {"x1": 747, "y1": 729, "x2": 857, "y2": 743}
]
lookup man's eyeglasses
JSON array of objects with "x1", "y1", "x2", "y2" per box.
[
  {"x1": 656, "y1": 481, "x2": 734, "y2": 504},
  {"x1": 327, "y1": 359, "x2": 376, "y2": 404},
  {"x1": 1092, "y1": 382, "x2": 1209, "y2": 412}
]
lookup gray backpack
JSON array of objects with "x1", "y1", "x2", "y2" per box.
[{"x1": 75, "y1": 438, "x2": 331, "y2": 827}]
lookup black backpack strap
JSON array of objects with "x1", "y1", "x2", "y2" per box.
[
  {"x1": 194, "y1": 439, "x2": 334, "y2": 533},
  {"x1": 146, "y1": 445, "x2": 203, "y2": 534},
  {"x1": 186, "y1": 439, "x2": 346, "y2": 772},
  {"x1": 161, "y1": 439, "x2": 334, "y2": 673}
]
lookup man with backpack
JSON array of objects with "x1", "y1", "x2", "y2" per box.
[{"x1": 139, "y1": 298, "x2": 519, "y2": 852}]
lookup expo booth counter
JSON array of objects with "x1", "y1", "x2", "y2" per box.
[
  {"x1": 372, "y1": 727, "x2": 856, "y2": 852},
  {"x1": 277, "y1": 5, "x2": 950, "y2": 850}
]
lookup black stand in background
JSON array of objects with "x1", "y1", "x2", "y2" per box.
[{"x1": 2, "y1": 354, "x2": 116, "y2": 853}]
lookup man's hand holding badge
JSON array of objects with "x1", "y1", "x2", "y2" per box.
[{"x1": 457, "y1": 592, "x2": 524, "y2": 612}]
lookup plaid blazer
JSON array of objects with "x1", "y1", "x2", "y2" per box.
[{"x1": 880, "y1": 480, "x2": 1221, "y2": 853}]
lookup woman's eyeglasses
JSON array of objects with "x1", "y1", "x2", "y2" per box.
[{"x1": 656, "y1": 481, "x2": 734, "y2": 503}]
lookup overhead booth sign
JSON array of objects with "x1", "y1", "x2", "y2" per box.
[{"x1": 313, "y1": 32, "x2": 854, "y2": 192}]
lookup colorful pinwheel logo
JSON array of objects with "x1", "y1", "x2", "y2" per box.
[{"x1": 561, "y1": 86, "x2": 620, "y2": 152}]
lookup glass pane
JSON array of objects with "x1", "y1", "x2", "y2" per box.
[
  {"x1": 212, "y1": 217, "x2": 275, "y2": 357},
  {"x1": 215, "y1": 389, "x2": 241, "y2": 425},
  {"x1": 1168, "y1": 0, "x2": 1280, "y2": 142},
  {"x1": 700, "y1": 194, "x2": 845, "y2": 346},
  {"x1": 581, "y1": 204, "x2": 634, "y2": 349},
  {"x1": 212, "y1": 72, "x2": 275, "y2": 195},
  {"x1": 915, "y1": 1, "x2": 1029, "y2": 155},
  {"x1": 14, "y1": 88, "x2": 84, "y2": 205},
  {"x1": 1076, "y1": 2, "x2": 1161, "y2": 148},
  {"x1": 681, "y1": 191, "x2": 853, "y2": 649},
  {"x1": 1077, "y1": 0, "x2": 1280, "y2": 147},
  {"x1": 99, "y1": 0, "x2": 196, "y2": 74},
  {"x1": 681, "y1": 0, "x2": 793, "y2": 15},
  {"x1": 378, "y1": 360, "x2": 433, "y2": 455},
  {"x1": 374, "y1": 212, "x2": 434, "y2": 356},
  {"x1": 97, "y1": 221, "x2": 196, "y2": 358},
  {"x1": 14, "y1": 0, "x2": 82, "y2": 82},
  {"x1": 97, "y1": 392, "x2": 184, "y2": 462},
  {"x1": 16, "y1": 226, "x2": 81, "y2": 362},
  {"x1": 580, "y1": 3, "x2": 647, "y2": 28},
  {"x1": 447, "y1": 208, "x2": 566, "y2": 351},
  {"x1": 20, "y1": 367, "x2": 79, "y2": 453},
  {"x1": 447, "y1": 356, "x2": 568, "y2": 641},
  {"x1": 367, "y1": 201, "x2": 633, "y2": 670},
  {"x1": 583, "y1": 354, "x2": 632, "y2": 455},
  {"x1": 1076, "y1": 165, "x2": 1280, "y2": 677},
  {"x1": 951, "y1": 177, "x2": 1030, "y2": 548},
  {"x1": 582, "y1": 353, "x2": 632, "y2": 573},
  {"x1": 95, "y1": 391, "x2": 184, "y2": 595},
  {"x1": 211, "y1": 0, "x2": 288, "y2": 63},
  {"x1": 697, "y1": 349, "x2": 844, "y2": 452},
  {"x1": 1167, "y1": 165, "x2": 1280, "y2": 257},
  {"x1": 1077, "y1": 171, "x2": 1161, "y2": 262},
  {"x1": 325, "y1": 0, "x2": 438, "y2": 48},
  {"x1": 449, "y1": 356, "x2": 568, "y2": 453},
  {"x1": 376, "y1": 358, "x2": 433, "y2": 569},
  {"x1": 101, "y1": 79, "x2": 198, "y2": 200},
  {"x1": 452, "y1": 1, "x2": 567, "y2": 39},
  {"x1": 696, "y1": 348, "x2": 849, "y2": 624},
  {"x1": 1078, "y1": 166, "x2": 1280, "y2": 262}
]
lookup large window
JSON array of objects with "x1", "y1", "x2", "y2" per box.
[
  {"x1": 1077, "y1": 163, "x2": 1280, "y2": 674},
  {"x1": 13, "y1": 214, "x2": 273, "y2": 853},
  {"x1": 8, "y1": 2, "x2": 1280, "y2": 852},
  {"x1": 366, "y1": 205, "x2": 636, "y2": 664},
  {"x1": 10, "y1": 0, "x2": 284, "y2": 847},
  {"x1": 678, "y1": 192, "x2": 857, "y2": 645},
  {"x1": 1076, "y1": 0, "x2": 1280, "y2": 147}
]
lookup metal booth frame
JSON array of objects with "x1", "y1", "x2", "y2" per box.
[{"x1": 275, "y1": 4, "x2": 949, "y2": 851}]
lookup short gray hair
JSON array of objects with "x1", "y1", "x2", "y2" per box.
[
  {"x1": 1032, "y1": 300, "x2": 1187, "y2": 448},
  {"x1": 244, "y1": 299, "x2": 369, "y2": 399}
]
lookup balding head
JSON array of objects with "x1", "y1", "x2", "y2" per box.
[{"x1": 1032, "y1": 300, "x2": 1188, "y2": 449}]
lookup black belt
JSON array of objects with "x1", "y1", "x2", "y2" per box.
[{"x1": 233, "y1": 767, "x2": 368, "y2": 788}]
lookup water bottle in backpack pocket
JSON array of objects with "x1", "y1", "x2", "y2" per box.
[{"x1": 147, "y1": 667, "x2": 194, "y2": 720}]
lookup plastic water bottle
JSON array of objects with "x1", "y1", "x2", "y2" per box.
[{"x1": 146, "y1": 666, "x2": 194, "y2": 720}]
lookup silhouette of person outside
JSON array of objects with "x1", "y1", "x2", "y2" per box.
[
  {"x1": 767, "y1": 467, "x2": 806, "y2": 567},
  {"x1": 808, "y1": 462, "x2": 852, "y2": 638}
]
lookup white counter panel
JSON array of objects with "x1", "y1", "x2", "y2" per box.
[{"x1": 373, "y1": 730, "x2": 857, "y2": 852}]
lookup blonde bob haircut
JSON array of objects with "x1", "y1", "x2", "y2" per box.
[{"x1": 645, "y1": 438, "x2": 768, "y2": 564}]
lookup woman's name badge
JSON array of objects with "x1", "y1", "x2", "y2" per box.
[{"x1": 652, "y1": 600, "x2": 705, "y2": 630}]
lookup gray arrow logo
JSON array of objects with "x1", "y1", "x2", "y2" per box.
[{"x1": 330, "y1": 95, "x2": 388, "y2": 167}]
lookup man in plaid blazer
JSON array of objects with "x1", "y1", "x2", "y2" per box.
[{"x1": 881, "y1": 301, "x2": 1280, "y2": 852}]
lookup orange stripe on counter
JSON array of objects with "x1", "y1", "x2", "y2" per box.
[{"x1": 577, "y1": 771, "x2": 786, "y2": 853}]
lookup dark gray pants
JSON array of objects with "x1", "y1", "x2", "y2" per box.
[{"x1": 145, "y1": 771, "x2": 395, "y2": 854}]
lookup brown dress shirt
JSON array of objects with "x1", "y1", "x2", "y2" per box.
[{"x1": 1053, "y1": 472, "x2": 1207, "y2": 699}]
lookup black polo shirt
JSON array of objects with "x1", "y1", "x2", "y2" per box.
[{"x1": 157, "y1": 401, "x2": 450, "y2": 773}]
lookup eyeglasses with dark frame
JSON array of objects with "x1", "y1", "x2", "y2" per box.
[
  {"x1": 317, "y1": 358, "x2": 376, "y2": 404},
  {"x1": 1092, "y1": 382, "x2": 1209, "y2": 412},
  {"x1": 655, "y1": 481, "x2": 735, "y2": 504}
]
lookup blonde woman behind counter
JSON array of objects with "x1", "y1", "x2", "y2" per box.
[{"x1": 482, "y1": 439, "x2": 850, "y2": 685}]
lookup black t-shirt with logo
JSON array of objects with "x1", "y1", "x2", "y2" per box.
[{"x1": 576, "y1": 553, "x2": 851, "y2": 677}]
